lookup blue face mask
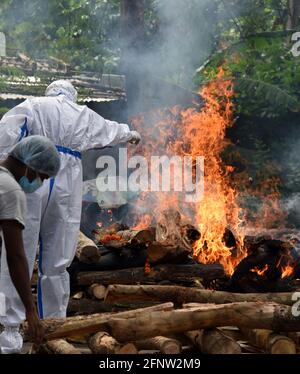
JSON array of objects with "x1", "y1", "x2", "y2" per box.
[{"x1": 19, "y1": 169, "x2": 43, "y2": 193}]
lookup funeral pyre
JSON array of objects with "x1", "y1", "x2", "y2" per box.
[{"x1": 26, "y1": 69, "x2": 300, "y2": 355}]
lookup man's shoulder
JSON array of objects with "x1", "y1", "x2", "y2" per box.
[
  {"x1": 32, "y1": 96, "x2": 85, "y2": 110},
  {"x1": 0, "y1": 169, "x2": 23, "y2": 196}
]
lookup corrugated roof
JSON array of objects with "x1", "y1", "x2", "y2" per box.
[{"x1": 0, "y1": 55, "x2": 126, "y2": 102}]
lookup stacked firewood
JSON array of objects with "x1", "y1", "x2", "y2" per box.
[
  {"x1": 26, "y1": 209, "x2": 300, "y2": 354},
  {"x1": 25, "y1": 284, "x2": 300, "y2": 354}
]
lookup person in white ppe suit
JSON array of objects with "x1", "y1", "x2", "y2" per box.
[{"x1": 0, "y1": 80, "x2": 141, "y2": 353}]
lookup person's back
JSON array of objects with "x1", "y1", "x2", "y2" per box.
[{"x1": 24, "y1": 96, "x2": 86, "y2": 149}]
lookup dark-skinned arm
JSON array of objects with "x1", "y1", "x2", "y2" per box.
[{"x1": 1, "y1": 220, "x2": 45, "y2": 345}]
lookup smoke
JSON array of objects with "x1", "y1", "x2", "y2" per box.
[{"x1": 122, "y1": 0, "x2": 218, "y2": 88}]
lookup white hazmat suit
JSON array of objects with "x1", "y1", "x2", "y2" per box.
[{"x1": 0, "y1": 80, "x2": 139, "y2": 353}]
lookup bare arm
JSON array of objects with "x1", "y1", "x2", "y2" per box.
[{"x1": 1, "y1": 220, "x2": 44, "y2": 344}]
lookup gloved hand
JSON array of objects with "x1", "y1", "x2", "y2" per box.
[{"x1": 129, "y1": 130, "x2": 141, "y2": 145}]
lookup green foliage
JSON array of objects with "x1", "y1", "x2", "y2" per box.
[
  {"x1": 195, "y1": 34, "x2": 300, "y2": 117},
  {"x1": 0, "y1": 107, "x2": 9, "y2": 119},
  {"x1": 0, "y1": 0, "x2": 122, "y2": 72}
]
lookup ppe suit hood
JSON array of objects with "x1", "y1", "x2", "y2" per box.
[{"x1": 45, "y1": 80, "x2": 78, "y2": 103}]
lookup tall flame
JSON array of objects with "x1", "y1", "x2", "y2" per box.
[
  {"x1": 130, "y1": 68, "x2": 286, "y2": 275},
  {"x1": 180, "y1": 68, "x2": 245, "y2": 274}
]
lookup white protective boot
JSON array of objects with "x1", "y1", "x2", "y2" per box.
[{"x1": 0, "y1": 325, "x2": 23, "y2": 354}]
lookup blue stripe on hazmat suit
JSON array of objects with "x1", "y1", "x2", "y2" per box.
[{"x1": 0, "y1": 81, "x2": 135, "y2": 353}]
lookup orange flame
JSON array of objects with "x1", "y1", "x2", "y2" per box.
[
  {"x1": 130, "y1": 68, "x2": 287, "y2": 275},
  {"x1": 281, "y1": 265, "x2": 294, "y2": 278},
  {"x1": 250, "y1": 264, "x2": 269, "y2": 276},
  {"x1": 132, "y1": 214, "x2": 152, "y2": 231}
]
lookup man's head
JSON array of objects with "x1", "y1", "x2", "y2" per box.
[
  {"x1": 45, "y1": 80, "x2": 78, "y2": 103},
  {"x1": 8, "y1": 136, "x2": 61, "y2": 192}
]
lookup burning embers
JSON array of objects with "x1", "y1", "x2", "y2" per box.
[
  {"x1": 94, "y1": 212, "x2": 300, "y2": 292},
  {"x1": 227, "y1": 234, "x2": 300, "y2": 292}
]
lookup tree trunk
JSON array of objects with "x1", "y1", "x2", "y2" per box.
[
  {"x1": 135, "y1": 336, "x2": 182, "y2": 354},
  {"x1": 77, "y1": 263, "x2": 225, "y2": 286},
  {"x1": 241, "y1": 328, "x2": 297, "y2": 354},
  {"x1": 105, "y1": 284, "x2": 297, "y2": 306},
  {"x1": 185, "y1": 329, "x2": 241, "y2": 354},
  {"x1": 286, "y1": 0, "x2": 300, "y2": 29},
  {"x1": 106, "y1": 302, "x2": 299, "y2": 342},
  {"x1": 76, "y1": 231, "x2": 101, "y2": 264}
]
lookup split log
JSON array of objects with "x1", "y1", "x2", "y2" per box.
[
  {"x1": 106, "y1": 302, "x2": 300, "y2": 341},
  {"x1": 185, "y1": 329, "x2": 241, "y2": 354},
  {"x1": 135, "y1": 336, "x2": 182, "y2": 354},
  {"x1": 77, "y1": 263, "x2": 225, "y2": 286},
  {"x1": 241, "y1": 328, "x2": 297, "y2": 354},
  {"x1": 25, "y1": 303, "x2": 174, "y2": 341},
  {"x1": 88, "y1": 332, "x2": 120, "y2": 354},
  {"x1": 88, "y1": 284, "x2": 106, "y2": 300},
  {"x1": 105, "y1": 284, "x2": 298, "y2": 306},
  {"x1": 46, "y1": 339, "x2": 81, "y2": 354},
  {"x1": 76, "y1": 231, "x2": 101, "y2": 264}
]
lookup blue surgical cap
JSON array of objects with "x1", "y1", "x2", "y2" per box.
[{"x1": 10, "y1": 135, "x2": 61, "y2": 177}]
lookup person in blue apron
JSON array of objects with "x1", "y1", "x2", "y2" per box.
[
  {"x1": 0, "y1": 135, "x2": 61, "y2": 353},
  {"x1": 0, "y1": 80, "x2": 141, "y2": 353}
]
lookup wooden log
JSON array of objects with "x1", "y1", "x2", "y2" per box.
[
  {"x1": 138, "y1": 349, "x2": 160, "y2": 354},
  {"x1": 287, "y1": 332, "x2": 300, "y2": 345},
  {"x1": 106, "y1": 302, "x2": 300, "y2": 342},
  {"x1": 67, "y1": 298, "x2": 113, "y2": 314},
  {"x1": 34, "y1": 302, "x2": 299, "y2": 342},
  {"x1": 135, "y1": 336, "x2": 182, "y2": 354},
  {"x1": 94, "y1": 227, "x2": 155, "y2": 248},
  {"x1": 117, "y1": 343, "x2": 138, "y2": 354},
  {"x1": 28, "y1": 303, "x2": 174, "y2": 341},
  {"x1": 77, "y1": 263, "x2": 225, "y2": 286},
  {"x1": 46, "y1": 339, "x2": 81, "y2": 354},
  {"x1": 147, "y1": 242, "x2": 190, "y2": 265},
  {"x1": 185, "y1": 329, "x2": 241, "y2": 354},
  {"x1": 155, "y1": 209, "x2": 199, "y2": 252},
  {"x1": 105, "y1": 284, "x2": 298, "y2": 306},
  {"x1": 88, "y1": 284, "x2": 107, "y2": 300},
  {"x1": 76, "y1": 231, "x2": 101, "y2": 264},
  {"x1": 117, "y1": 228, "x2": 155, "y2": 244},
  {"x1": 88, "y1": 332, "x2": 120, "y2": 354},
  {"x1": 241, "y1": 328, "x2": 297, "y2": 354}
]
